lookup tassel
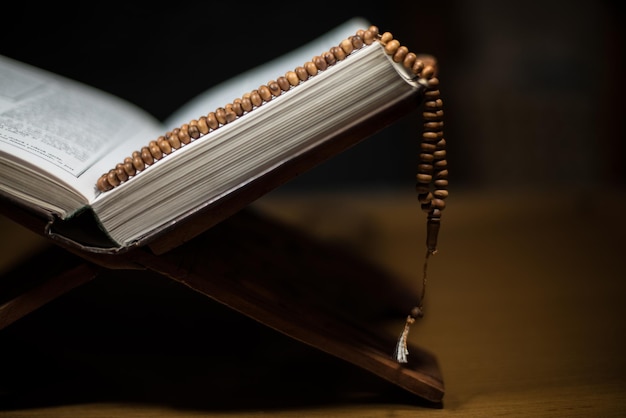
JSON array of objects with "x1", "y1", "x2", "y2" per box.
[
  {"x1": 394, "y1": 315, "x2": 415, "y2": 363},
  {"x1": 394, "y1": 305, "x2": 423, "y2": 363}
]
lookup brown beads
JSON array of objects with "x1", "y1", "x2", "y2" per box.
[
  {"x1": 418, "y1": 79, "x2": 448, "y2": 253},
  {"x1": 95, "y1": 20, "x2": 448, "y2": 229},
  {"x1": 340, "y1": 38, "x2": 354, "y2": 55},
  {"x1": 96, "y1": 26, "x2": 373, "y2": 192},
  {"x1": 375, "y1": 28, "x2": 448, "y2": 253},
  {"x1": 282, "y1": 72, "x2": 295, "y2": 87},
  {"x1": 178, "y1": 125, "x2": 191, "y2": 145},
  {"x1": 157, "y1": 136, "x2": 172, "y2": 154}
]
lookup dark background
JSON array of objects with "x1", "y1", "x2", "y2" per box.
[{"x1": 2, "y1": 1, "x2": 622, "y2": 194}]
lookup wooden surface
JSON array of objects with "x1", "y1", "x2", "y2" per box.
[{"x1": 1, "y1": 188, "x2": 625, "y2": 416}]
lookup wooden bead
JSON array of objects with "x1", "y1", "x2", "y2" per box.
[
  {"x1": 322, "y1": 51, "x2": 336, "y2": 66},
  {"x1": 424, "y1": 99, "x2": 443, "y2": 110},
  {"x1": 148, "y1": 140, "x2": 163, "y2": 160},
  {"x1": 157, "y1": 136, "x2": 172, "y2": 154},
  {"x1": 422, "y1": 131, "x2": 441, "y2": 141},
  {"x1": 384, "y1": 39, "x2": 400, "y2": 56},
  {"x1": 340, "y1": 38, "x2": 354, "y2": 55},
  {"x1": 97, "y1": 175, "x2": 112, "y2": 192},
  {"x1": 434, "y1": 179, "x2": 449, "y2": 188},
  {"x1": 203, "y1": 112, "x2": 216, "y2": 129},
  {"x1": 188, "y1": 123, "x2": 201, "y2": 139},
  {"x1": 140, "y1": 146, "x2": 154, "y2": 165},
  {"x1": 412, "y1": 60, "x2": 424, "y2": 75},
  {"x1": 434, "y1": 189, "x2": 449, "y2": 199},
  {"x1": 393, "y1": 45, "x2": 409, "y2": 63},
  {"x1": 187, "y1": 119, "x2": 198, "y2": 135},
  {"x1": 350, "y1": 35, "x2": 363, "y2": 49},
  {"x1": 421, "y1": 142, "x2": 437, "y2": 152},
  {"x1": 423, "y1": 110, "x2": 444, "y2": 120},
  {"x1": 313, "y1": 55, "x2": 327, "y2": 71},
  {"x1": 417, "y1": 173, "x2": 432, "y2": 183},
  {"x1": 240, "y1": 95, "x2": 253, "y2": 112},
  {"x1": 304, "y1": 61, "x2": 318, "y2": 77},
  {"x1": 331, "y1": 46, "x2": 346, "y2": 61},
  {"x1": 424, "y1": 121, "x2": 444, "y2": 130},
  {"x1": 380, "y1": 31, "x2": 393, "y2": 44},
  {"x1": 231, "y1": 99, "x2": 244, "y2": 116},
  {"x1": 403, "y1": 52, "x2": 417, "y2": 70},
  {"x1": 115, "y1": 163, "x2": 128, "y2": 182},
  {"x1": 215, "y1": 108, "x2": 227, "y2": 125},
  {"x1": 250, "y1": 90, "x2": 263, "y2": 107},
  {"x1": 132, "y1": 151, "x2": 145, "y2": 171},
  {"x1": 106, "y1": 169, "x2": 120, "y2": 187},
  {"x1": 178, "y1": 125, "x2": 191, "y2": 145},
  {"x1": 276, "y1": 76, "x2": 291, "y2": 91},
  {"x1": 258, "y1": 85, "x2": 272, "y2": 102},
  {"x1": 420, "y1": 153, "x2": 435, "y2": 163},
  {"x1": 416, "y1": 183, "x2": 430, "y2": 194},
  {"x1": 425, "y1": 89, "x2": 441, "y2": 99},
  {"x1": 295, "y1": 66, "x2": 309, "y2": 81},
  {"x1": 367, "y1": 26, "x2": 379, "y2": 38},
  {"x1": 224, "y1": 105, "x2": 237, "y2": 123},
  {"x1": 433, "y1": 149, "x2": 446, "y2": 159},
  {"x1": 427, "y1": 77, "x2": 440, "y2": 88},
  {"x1": 411, "y1": 306, "x2": 424, "y2": 319},
  {"x1": 267, "y1": 80, "x2": 282, "y2": 97},
  {"x1": 418, "y1": 163, "x2": 433, "y2": 173},
  {"x1": 422, "y1": 65, "x2": 436, "y2": 79},
  {"x1": 434, "y1": 159, "x2": 448, "y2": 169},
  {"x1": 167, "y1": 130, "x2": 181, "y2": 149},
  {"x1": 285, "y1": 71, "x2": 300, "y2": 86},
  {"x1": 363, "y1": 29, "x2": 376, "y2": 45},
  {"x1": 197, "y1": 116, "x2": 210, "y2": 134},
  {"x1": 123, "y1": 157, "x2": 135, "y2": 176},
  {"x1": 431, "y1": 198, "x2": 446, "y2": 210}
]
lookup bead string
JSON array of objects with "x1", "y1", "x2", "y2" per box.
[
  {"x1": 94, "y1": 26, "x2": 448, "y2": 364},
  {"x1": 96, "y1": 29, "x2": 373, "y2": 192},
  {"x1": 379, "y1": 32, "x2": 448, "y2": 363}
]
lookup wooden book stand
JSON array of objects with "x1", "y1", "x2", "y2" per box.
[{"x1": 0, "y1": 192, "x2": 444, "y2": 406}]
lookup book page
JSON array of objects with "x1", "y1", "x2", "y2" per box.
[{"x1": 0, "y1": 55, "x2": 164, "y2": 206}]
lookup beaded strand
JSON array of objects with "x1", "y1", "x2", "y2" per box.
[
  {"x1": 376, "y1": 30, "x2": 448, "y2": 363},
  {"x1": 96, "y1": 31, "x2": 371, "y2": 193},
  {"x1": 94, "y1": 26, "x2": 448, "y2": 364}
]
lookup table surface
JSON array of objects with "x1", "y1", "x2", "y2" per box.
[{"x1": 1, "y1": 188, "x2": 625, "y2": 417}]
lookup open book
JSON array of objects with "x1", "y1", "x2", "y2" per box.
[{"x1": 0, "y1": 18, "x2": 444, "y2": 254}]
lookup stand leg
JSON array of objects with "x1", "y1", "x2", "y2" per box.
[
  {"x1": 0, "y1": 245, "x2": 99, "y2": 330},
  {"x1": 139, "y1": 209, "x2": 445, "y2": 403}
]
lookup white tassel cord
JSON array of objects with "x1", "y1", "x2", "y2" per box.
[{"x1": 393, "y1": 249, "x2": 431, "y2": 363}]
